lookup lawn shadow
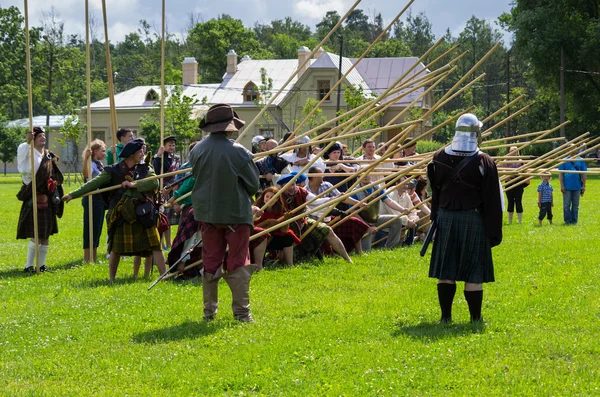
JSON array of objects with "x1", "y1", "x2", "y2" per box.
[
  {"x1": 0, "y1": 259, "x2": 84, "y2": 279},
  {"x1": 393, "y1": 320, "x2": 486, "y2": 341},
  {"x1": 131, "y1": 320, "x2": 226, "y2": 344},
  {"x1": 70, "y1": 276, "x2": 143, "y2": 289},
  {"x1": 0, "y1": 267, "x2": 32, "y2": 280}
]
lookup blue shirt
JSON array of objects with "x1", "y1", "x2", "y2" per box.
[
  {"x1": 537, "y1": 181, "x2": 553, "y2": 203},
  {"x1": 558, "y1": 157, "x2": 587, "y2": 190},
  {"x1": 351, "y1": 185, "x2": 389, "y2": 202}
]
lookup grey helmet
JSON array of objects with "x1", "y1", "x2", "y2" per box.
[
  {"x1": 449, "y1": 113, "x2": 482, "y2": 154},
  {"x1": 251, "y1": 135, "x2": 266, "y2": 153}
]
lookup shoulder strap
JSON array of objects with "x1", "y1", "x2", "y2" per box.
[{"x1": 440, "y1": 152, "x2": 480, "y2": 192}]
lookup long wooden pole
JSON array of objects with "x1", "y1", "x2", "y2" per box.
[
  {"x1": 85, "y1": 0, "x2": 94, "y2": 260},
  {"x1": 24, "y1": 0, "x2": 40, "y2": 275},
  {"x1": 101, "y1": 0, "x2": 118, "y2": 163},
  {"x1": 235, "y1": 0, "x2": 362, "y2": 144},
  {"x1": 159, "y1": 0, "x2": 166, "y2": 190},
  {"x1": 283, "y1": 0, "x2": 416, "y2": 144}
]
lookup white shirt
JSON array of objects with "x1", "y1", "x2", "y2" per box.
[
  {"x1": 17, "y1": 142, "x2": 44, "y2": 185},
  {"x1": 280, "y1": 152, "x2": 326, "y2": 174}
]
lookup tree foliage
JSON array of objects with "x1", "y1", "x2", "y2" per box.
[
  {"x1": 0, "y1": 123, "x2": 24, "y2": 174},
  {"x1": 139, "y1": 86, "x2": 199, "y2": 153},
  {"x1": 503, "y1": 0, "x2": 600, "y2": 137}
]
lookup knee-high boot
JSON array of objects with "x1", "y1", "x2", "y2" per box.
[
  {"x1": 517, "y1": 213, "x2": 523, "y2": 224},
  {"x1": 507, "y1": 212, "x2": 513, "y2": 224},
  {"x1": 224, "y1": 265, "x2": 256, "y2": 323},
  {"x1": 202, "y1": 272, "x2": 220, "y2": 321},
  {"x1": 437, "y1": 283, "x2": 456, "y2": 323},
  {"x1": 464, "y1": 290, "x2": 484, "y2": 322}
]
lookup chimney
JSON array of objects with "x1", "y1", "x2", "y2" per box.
[
  {"x1": 241, "y1": 55, "x2": 252, "y2": 62},
  {"x1": 297, "y1": 46, "x2": 311, "y2": 78},
  {"x1": 227, "y1": 49, "x2": 238, "y2": 74},
  {"x1": 314, "y1": 47, "x2": 325, "y2": 59},
  {"x1": 182, "y1": 57, "x2": 198, "y2": 85}
]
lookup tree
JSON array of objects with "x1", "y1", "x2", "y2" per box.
[
  {"x1": 140, "y1": 86, "x2": 199, "y2": 154},
  {"x1": 339, "y1": 86, "x2": 378, "y2": 149},
  {"x1": 254, "y1": 68, "x2": 273, "y2": 128},
  {"x1": 254, "y1": 17, "x2": 313, "y2": 57},
  {"x1": 0, "y1": 122, "x2": 24, "y2": 175},
  {"x1": 393, "y1": 11, "x2": 435, "y2": 58},
  {"x1": 300, "y1": 97, "x2": 328, "y2": 137},
  {"x1": 187, "y1": 15, "x2": 270, "y2": 83},
  {"x1": 503, "y1": 0, "x2": 600, "y2": 137},
  {"x1": 0, "y1": 6, "x2": 41, "y2": 120}
]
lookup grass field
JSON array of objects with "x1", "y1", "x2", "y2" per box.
[{"x1": 1, "y1": 174, "x2": 599, "y2": 396}]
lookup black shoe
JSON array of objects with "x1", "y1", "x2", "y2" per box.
[
  {"x1": 40, "y1": 265, "x2": 50, "y2": 272},
  {"x1": 440, "y1": 317, "x2": 452, "y2": 324},
  {"x1": 24, "y1": 266, "x2": 35, "y2": 273}
]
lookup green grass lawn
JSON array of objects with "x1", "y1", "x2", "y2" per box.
[{"x1": 1, "y1": 174, "x2": 599, "y2": 396}]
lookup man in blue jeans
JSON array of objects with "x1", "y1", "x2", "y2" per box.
[{"x1": 558, "y1": 154, "x2": 587, "y2": 224}]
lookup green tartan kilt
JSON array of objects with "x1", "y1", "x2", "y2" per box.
[
  {"x1": 107, "y1": 197, "x2": 160, "y2": 256},
  {"x1": 290, "y1": 217, "x2": 331, "y2": 260},
  {"x1": 429, "y1": 208, "x2": 495, "y2": 283},
  {"x1": 108, "y1": 221, "x2": 161, "y2": 257}
]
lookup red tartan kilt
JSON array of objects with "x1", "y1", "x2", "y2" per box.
[
  {"x1": 250, "y1": 227, "x2": 269, "y2": 252},
  {"x1": 331, "y1": 216, "x2": 370, "y2": 252}
]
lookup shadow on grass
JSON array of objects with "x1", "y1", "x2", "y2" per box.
[
  {"x1": 0, "y1": 259, "x2": 86, "y2": 280},
  {"x1": 70, "y1": 276, "x2": 143, "y2": 289},
  {"x1": 393, "y1": 321, "x2": 486, "y2": 341},
  {"x1": 131, "y1": 320, "x2": 225, "y2": 344}
]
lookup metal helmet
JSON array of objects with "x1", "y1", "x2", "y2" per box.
[
  {"x1": 251, "y1": 135, "x2": 266, "y2": 153},
  {"x1": 296, "y1": 136, "x2": 310, "y2": 145},
  {"x1": 449, "y1": 113, "x2": 482, "y2": 154},
  {"x1": 252, "y1": 135, "x2": 266, "y2": 145}
]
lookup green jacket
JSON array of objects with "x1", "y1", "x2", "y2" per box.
[
  {"x1": 105, "y1": 143, "x2": 124, "y2": 165},
  {"x1": 189, "y1": 133, "x2": 259, "y2": 226},
  {"x1": 173, "y1": 175, "x2": 194, "y2": 206},
  {"x1": 69, "y1": 162, "x2": 158, "y2": 202}
]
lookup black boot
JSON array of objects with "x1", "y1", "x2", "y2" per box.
[
  {"x1": 437, "y1": 283, "x2": 456, "y2": 323},
  {"x1": 464, "y1": 290, "x2": 483, "y2": 322}
]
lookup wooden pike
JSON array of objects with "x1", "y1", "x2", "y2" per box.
[
  {"x1": 24, "y1": 0, "x2": 40, "y2": 274},
  {"x1": 235, "y1": 0, "x2": 363, "y2": 144}
]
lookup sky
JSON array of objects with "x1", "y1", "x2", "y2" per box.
[{"x1": 4, "y1": 0, "x2": 514, "y2": 45}]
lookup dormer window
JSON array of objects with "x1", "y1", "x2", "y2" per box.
[
  {"x1": 145, "y1": 89, "x2": 159, "y2": 101},
  {"x1": 317, "y1": 80, "x2": 331, "y2": 101},
  {"x1": 243, "y1": 82, "x2": 259, "y2": 102}
]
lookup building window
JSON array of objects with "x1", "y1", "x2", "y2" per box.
[
  {"x1": 259, "y1": 128, "x2": 275, "y2": 139},
  {"x1": 243, "y1": 82, "x2": 259, "y2": 102},
  {"x1": 317, "y1": 80, "x2": 331, "y2": 101},
  {"x1": 92, "y1": 131, "x2": 105, "y2": 142},
  {"x1": 145, "y1": 89, "x2": 159, "y2": 101}
]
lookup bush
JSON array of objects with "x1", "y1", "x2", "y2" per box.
[{"x1": 416, "y1": 140, "x2": 445, "y2": 154}]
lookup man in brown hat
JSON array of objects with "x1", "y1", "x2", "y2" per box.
[{"x1": 189, "y1": 103, "x2": 260, "y2": 322}]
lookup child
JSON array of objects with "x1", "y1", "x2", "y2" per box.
[{"x1": 537, "y1": 174, "x2": 553, "y2": 226}]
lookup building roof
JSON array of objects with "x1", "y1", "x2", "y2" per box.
[
  {"x1": 311, "y1": 52, "x2": 373, "y2": 96},
  {"x1": 87, "y1": 53, "x2": 429, "y2": 111},
  {"x1": 5, "y1": 115, "x2": 77, "y2": 129},
  {"x1": 214, "y1": 58, "x2": 303, "y2": 106},
  {"x1": 89, "y1": 84, "x2": 219, "y2": 110},
  {"x1": 352, "y1": 57, "x2": 428, "y2": 107}
]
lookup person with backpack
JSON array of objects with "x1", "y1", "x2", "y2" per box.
[{"x1": 63, "y1": 139, "x2": 167, "y2": 281}]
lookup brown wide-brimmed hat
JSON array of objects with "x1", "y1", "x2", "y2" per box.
[{"x1": 199, "y1": 103, "x2": 245, "y2": 133}]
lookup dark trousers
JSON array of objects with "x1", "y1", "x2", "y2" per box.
[
  {"x1": 538, "y1": 202, "x2": 553, "y2": 221},
  {"x1": 506, "y1": 187, "x2": 524, "y2": 213},
  {"x1": 82, "y1": 196, "x2": 106, "y2": 249}
]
